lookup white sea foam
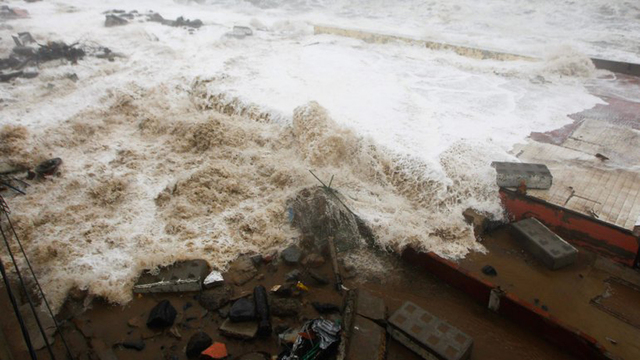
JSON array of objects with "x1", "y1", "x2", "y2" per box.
[{"x1": 0, "y1": 0, "x2": 632, "y2": 310}]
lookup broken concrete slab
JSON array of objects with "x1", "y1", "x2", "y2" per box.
[
  {"x1": 219, "y1": 319, "x2": 258, "y2": 339},
  {"x1": 356, "y1": 289, "x2": 386, "y2": 324},
  {"x1": 134, "y1": 259, "x2": 209, "y2": 293},
  {"x1": 491, "y1": 162, "x2": 552, "y2": 189},
  {"x1": 199, "y1": 285, "x2": 233, "y2": 311},
  {"x1": 203, "y1": 270, "x2": 224, "y2": 289},
  {"x1": 345, "y1": 315, "x2": 386, "y2": 360},
  {"x1": 226, "y1": 256, "x2": 257, "y2": 286},
  {"x1": 511, "y1": 218, "x2": 578, "y2": 270},
  {"x1": 388, "y1": 301, "x2": 473, "y2": 360}
]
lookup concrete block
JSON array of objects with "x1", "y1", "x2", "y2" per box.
[
  {"x1": 388, "y1": 302, "x2": 473, "y2": 360},
  {"x1": 346, "y1": 315, "x2": 386, "y2": 360},
  {"x1": 511, "y1": 218, "x2": 578, "y2": 270},
  {"x1": 134, "y1": 259, "x2": 209, "y2": 293},
  {"x1": 219, "y1": 319, "x2": 258, "y2": 339},
  {"x1": 491, "y1": 162, "x2": 552, "y2": 189}
]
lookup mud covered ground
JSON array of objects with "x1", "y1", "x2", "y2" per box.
[{"x1": 0, "y1": 231, "x2": 576, "y2": 360}]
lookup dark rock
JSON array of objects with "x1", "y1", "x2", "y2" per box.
[
  {"x1": 105, "y1": 14, "x2": 128, "y2": 27},
  {"x1": 250, "y1": 254, "x2": 263, "y2": 266},
  {"x1": 270, "y1": 298, "x2": 301, "y2": 317},
  {"x1": 146, "y1": 300, "x2": 177, "y2": 328},
  {"x1": 229, "y1": 298, "x2": 256, "y2": 322},
  {"x1": 253, "y1": 285, "x2": 271, "y2": 336},
  {"x1": 121, "y1": 340, "x2": 145, "y2": 351},
  {"x1": 281, "y1": 245, "x2": 302, "y2": 265},
  {"x1": 199, "y1": 285, "x2": 233, "y2": 311},
  {"x1": 312, "y1": 302, "x2": 340, "y2": 314},
  {"x1": 285, "y1": 269, "x2": 301, "y2": 282},
  {"x1": 186, "y1": 332, "x2": 212, "y2": 358},
  {"x1": 35, "y1": 158, "x2": 62, "y2": 177},
  {"x1": 541, "y1": 305, "x2": 549, "y2": 311},
  {"x1": 302, "y1": 253, "x2": 325, "y2": 268},
  {"x1": 481, "y1": 265, "x2": 497, "y2": 277},
  {"x1": 307, "y1": 269, "x2": 329, "y2": 285}
]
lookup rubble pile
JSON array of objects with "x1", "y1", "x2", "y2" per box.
[
  {"x1": 103, "y1": 9, "x2": 203, "y2": 29},
  {"x1": 0, "y1": 32, "x2": 117, "y2": 82}
]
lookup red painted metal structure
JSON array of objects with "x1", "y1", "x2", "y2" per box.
[
  {"x1": 402, "y1": 248, "x2": 618, "y2": 360},
  {"x1": 499, "y1": 188, "x2": 640, "y2": 268}
]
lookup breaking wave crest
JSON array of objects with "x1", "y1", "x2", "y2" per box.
[{"x1": 1, "y1": 80, "x2": 505, "y2": 311}]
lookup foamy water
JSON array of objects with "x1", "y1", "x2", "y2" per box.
[{"x1": 0, "y1": 0, "x2": 635, "y2": 309}]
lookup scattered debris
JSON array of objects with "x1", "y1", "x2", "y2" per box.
[
  {"x1": 271, "y1": 298, "x2": 301, "y2": 317},
  {"x1": 148, "y1": 12, "x2": 203, "y2": 28},
  {"x1": 203, "y1": 269, "x2": 224, "y2": 289},
  {"x1": 595, "y1": 153, "x2": 610, "y2": 161},
  {"x1": 312, "y1": 302, "x2": 340, "y2": 314},
  {"x1": 227, "y1": 256, "x2": 258, "y2": 285},
  {"x1": 302, "y1": 253, "x2": 325, "y2": 268},
  {"x1": 146, "y1": 300, "x2": 177, "y2": 328},
  {"x1": 120, "y1": 339, "x2": 145, "y2": 351},
  {"x1": 201, "y1": 342, "x2": 228, "y2": 359},
  {"x1": 0, "y1": 5, "x2": 29, "y2": 19},
  {"x1": 229, "y1": 298, "x2": 256, "y2": 322},
  {"x1": 253, "y1": 285, "x2": 272, "y2": 336},
  {"x1": 511, "y1": 218, "x2": 578, "y2": 270},
  {"x1": 134, "y1": 259, "x2": 210, "y2": 293},
  {"x1": 104, "y1": 14, "x2": 128, "y2": 27},
  {"x1": 307, "y1": 269, "x2": 330, "y2": 285},
  {"x1": 481, "y1": 265, "x2": 498, "y2": 276},
  {"x1": 388, "y1": 301, "x2": 473, "y2": 360},
  {"x1": 285, "y1": 269, "x2": 301, "y2": 282},
  {"x1": 199, "y1": 285, "x2": 233, "y2": 311},
  {"x1": 280, "y1": 319, "x2": 341, "y2": 360},
  {"x1": 186, "y1": 332, "x2": 212, "y2": 358},
  {"x1": 491, "y1": 162, "x2": 553, "y2": 189},
  {"x1": 225, "y1": 26, "x2": 253, "y2": 39},
  {"x1": 606, "y1": 337, "x2": 617, "y2": 345},
  {"x1": 219, "y1": 319, "x2": 258, "y2": 339},
  {"x1": 34, "y1": 158, "x2": 62, "y2": 178}
]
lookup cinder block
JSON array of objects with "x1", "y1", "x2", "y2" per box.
[
  {"x1": 491, "y1": 162, "x2": 552, "y2": 189},
  {"x1": 134, "y1": 260, "x2": 209, "y2": 293},
  {"x1": 388, "y1": 302, "x2": 473, "y2": 360},
  {"x1": 511, "y1": 218, "x2": 578, "y2": 270}
]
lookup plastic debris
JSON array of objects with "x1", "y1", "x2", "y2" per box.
[
  {"x1": 279, "y1": 319, "x2": 340, "y2": 360},
  {"x1": 296, "y1": 281, "x2": 309, "y2": 292}
]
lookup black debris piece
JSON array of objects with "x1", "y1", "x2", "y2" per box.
[
  {"x1": 229, "y1": 297, "x2": 256, "y2": 322},
  {"x1": 146, "y1": 300, "x2": 177, "y2": 328},
  {"x1": 253, "y1": 285, "x2": 271, "y2": 336},
  {"x1": 312, "y1": 302, "x2": 340, "y2": 314},
  {"x1": 186, "y1": 332, "x2": 212, "y2": 358},
  {"x1": 481, "y1": 265, "x2": 497, "y2": 277}
]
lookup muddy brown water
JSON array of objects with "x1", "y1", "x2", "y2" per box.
[{"x1": 1, "y1": 234, "x2": 585, "y2": 360}]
